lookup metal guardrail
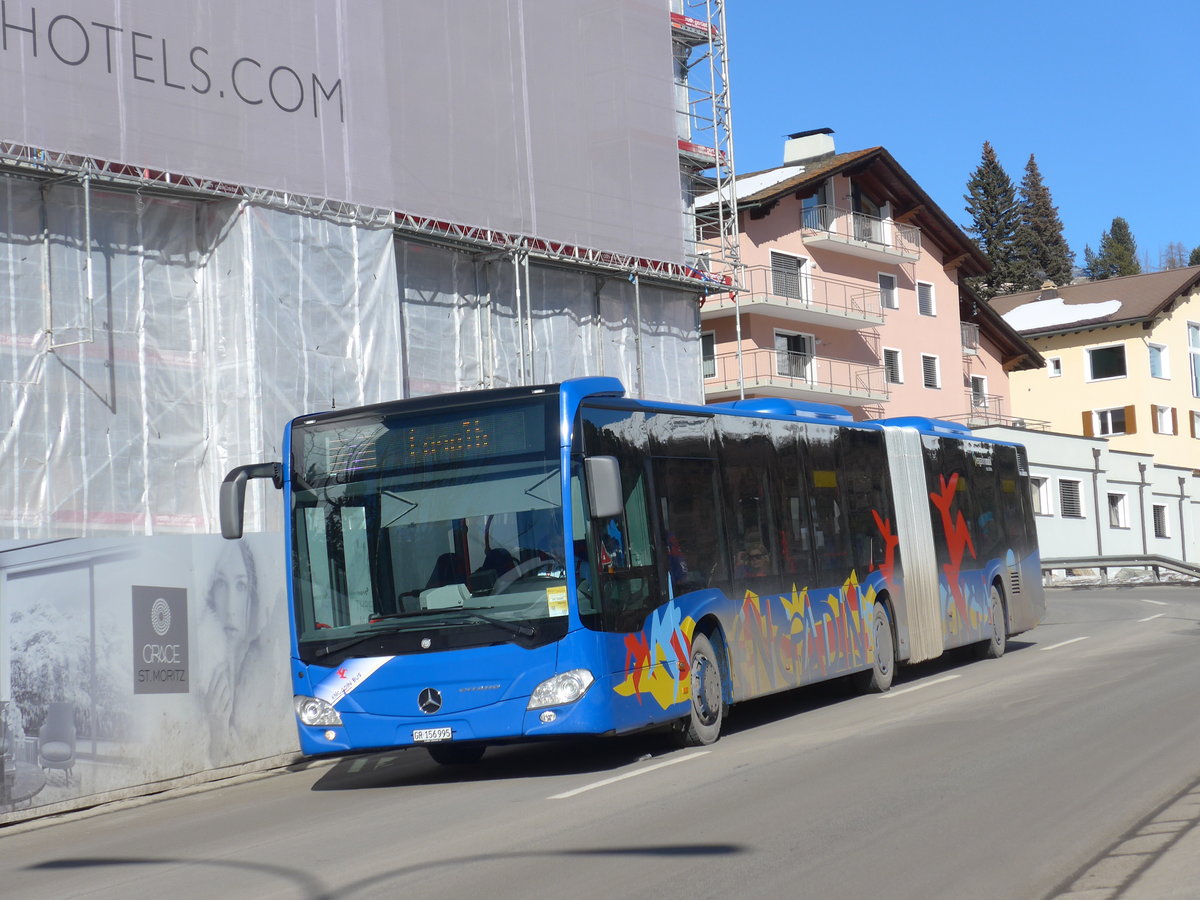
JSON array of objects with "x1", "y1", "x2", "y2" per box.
[
  {"x1": 800, "y1": 205, "x2": 921, "y2": 257},
  {"x1": 705, "y1": 348, "x2": 888, "y2": 401},
  {"x1": 1041, "y1": 555, "x2": 1200, "y2": 583}
]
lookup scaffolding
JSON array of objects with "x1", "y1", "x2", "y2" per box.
[{"x1": 670, "y1": 0, "x2": 742, "y2": 290}]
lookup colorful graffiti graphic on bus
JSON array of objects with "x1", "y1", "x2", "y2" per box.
[
  {"x1": 614, "y1": 602, "x2": 698, "y2": 710},
  {"x1": 929, "y1": 471, "x2": 997, "y2": 639}
]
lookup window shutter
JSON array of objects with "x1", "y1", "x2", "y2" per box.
[
  {"x1": 770, "y1": 252, "x2": 802, "y2": 300},
  {"x1": 1082, "y1": 411, "x2": 1094, "y2": 437},
  {"x1": 1171, "y1": 407, "x2": 1178, "y2": 435},
  {"x1": 1152, "y1": 406, "x2": 1161, "y2": 435},
  {"x1": 1124, "y1": 405, "x2": 1137, "y2": 435},
  {"x1": 1192, "y1": 411, "x2": 1198, "y2": 439},
  {"x1": 1059, "y1": 480, "x2": 1083, "y2": 518}
]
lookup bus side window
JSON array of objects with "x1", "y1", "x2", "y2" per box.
[{"x1": 652, "y1": 457, "x2": 727, "y2": 593}]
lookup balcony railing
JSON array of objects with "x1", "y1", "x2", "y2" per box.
[
  {"x1": 800, "y1": 205, "x2": 921, "y2": 261},
  {"x1": 961, "y1": 321, "x2": 980, "y2": 355},
  {"x1": 701, "y1": 266, "x2": 885, "y2": 329},
  {"x1": 703, "y1": 348, "x2": 889, "y2": 405}
]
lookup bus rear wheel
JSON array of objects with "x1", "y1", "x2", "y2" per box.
[
  {"x1": 680, "y1": 632, "x2": 724, "y2": 746},
  {"x1": 974, "y1": 584, "x2": 1007, "y2": 660},
  {"x1": 852, "y1": 601, "x2": 895, "y2": 693},
  {"x1": 427, "y1": 743, "x2": 486, "y2": 765}
]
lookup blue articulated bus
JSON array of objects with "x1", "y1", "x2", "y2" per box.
[{"x1": 220, "y1": 377, "x2": 1044, "y2": 763}]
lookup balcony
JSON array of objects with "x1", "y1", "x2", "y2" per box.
[
  {"x1": 703, "y1": 348, "x2": 889, "y2": 406},
  {"x1": 943, "y1": 392, "x2": 1050, "y2": 429},
  {"x1": 800, "y1": 205, "x2": 920, "y2": 264},
  {"x1": 700, "y1": 266, "x2": 885, "y2": 330},
  {"x1": 961, "y1": 321, "x2": 980, "y2": 356}
]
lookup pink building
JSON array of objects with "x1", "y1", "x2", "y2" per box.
[{"x1": 700, "y1": 130, "x2": 1041, "y2": 419}]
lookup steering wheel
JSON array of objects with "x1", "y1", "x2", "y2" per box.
[{"x1": 491, "y1": 554, "x2": 564, "y2": 594}]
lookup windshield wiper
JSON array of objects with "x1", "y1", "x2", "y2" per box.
[{"x1": 309, "y1": 625, "x2": 412, "y2": 662}]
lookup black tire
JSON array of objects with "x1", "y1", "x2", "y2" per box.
[
  {"x1": 852, "y1": 601, "x2": 895, "y2": 693},
  {"x1": 427, "y1": 743, "x2": 486, "y2": 765},
  {"x1": 974, "y1": 583, "x2": 1007, "y2": 660},
  {"x1": 680, "y1": 632, "x2": 724, "y2": 746}
]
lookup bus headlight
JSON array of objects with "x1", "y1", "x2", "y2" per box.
[
  {"x1": 294, "y1": 695, "x2": 342, "y2": 727},
  {"x1": 528, "y1": 669, "x2": 595, "y2": 709}
]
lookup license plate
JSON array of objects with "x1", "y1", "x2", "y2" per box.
[{"x1": 412, "y1": 727, "x2": 453, "y2": 743}]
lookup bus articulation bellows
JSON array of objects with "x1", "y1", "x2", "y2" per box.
[{"x1": 220, "y1": 377, "x2": 1044, "y2": 763}]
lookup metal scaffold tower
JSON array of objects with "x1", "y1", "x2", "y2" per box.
[{"x1": 671, "y1": 0, "x2": 742, "y2": 289}]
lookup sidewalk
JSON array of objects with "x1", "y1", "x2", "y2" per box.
[{"x1": 1053, "y1": 776, "x2": 1200, "y2": 898}]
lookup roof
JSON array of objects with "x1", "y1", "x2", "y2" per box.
[
  {"x1": 989, "y1": 266, "x2": 1200, "y2": 337},
  {"x1": 960, "y1": 284, "x2": 1044, "y2": 372},
  {"x1": 701, "y1": 147, "x2": 989, "y2": 277}
]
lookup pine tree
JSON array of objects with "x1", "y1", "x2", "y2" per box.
[
  {"x1": 1084, "y1": 217, "x2": 1141, "y2": 279},
  {"x1": 963, "y1": 141, "x2": 1020, "y2": 299},
  {"x1": 1189, "y1": 245, "x2": 1200, "y2": 267},
  {"x1": 1017, "y1": 155, "x2": 1073, "y2": 288}
]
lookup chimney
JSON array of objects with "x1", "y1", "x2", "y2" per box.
[{"x1": 784, "y1": 128, "x2": 835, "y2": 165}]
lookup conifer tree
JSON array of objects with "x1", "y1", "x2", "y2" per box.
[
  {"x1": 1017, "y1": 155, "x2": 1073, "y2": 288},
  {"x1": 963, "y1": 141, "x2": 1020, "y2": 299},
  {"x1": 1084, "y1": 218, "x2": 1141, "y2": 279},
  {"x1": 1189, "y1": 246, "x2": 1200, "y2": 267}
]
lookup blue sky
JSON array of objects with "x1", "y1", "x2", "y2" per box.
[{"x1": 723, "y1": 0, "x2": 1200, "y2": 269}]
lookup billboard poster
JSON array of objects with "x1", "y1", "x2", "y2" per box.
[
  {"x1": 0, "y1": 0, "x2": 685, "y2": 264},
  {"x1": 0, "y1": 534, "x2": 296, "y2": 820}
]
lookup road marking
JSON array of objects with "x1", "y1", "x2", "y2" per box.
[
  {"x1": 1138, "y1": 613, "x2": 1166, "y2": 623},
  {"x1": 548, "y1": 751, "x2": 710, "y2": 800},
  {"x1": 880, "y1": 674, "x2": 960, "y2": 699},
  {"x1": 1042, "y1": 636, "x2": 1089, "y2": 651},
  {"x1": 1138, "y1": 598, "x2": 1168, "y2": 606}
]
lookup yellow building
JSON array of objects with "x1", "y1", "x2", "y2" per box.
[{"x1": 991, "y1": 267, "x2": 1200, "y2": 470}]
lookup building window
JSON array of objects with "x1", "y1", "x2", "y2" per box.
[
  {"x1": 1190, "y1": 323, "x2": 1200, "y2": 398},
  {"x1": 1059, "y1": 479, "x2": 1083, "y2": 518},
  {"x1": 883, "y1": 348, "x2": 902, "y2": 384},
  {"x1": 921, "y1": 354, "x2": 940, "y2": 389},
  {"x1": 775, "y1": 330, "x2": 814, "y2": 380},
  {"x1": 770, "y1": 251, "x2": 806, "y2": 300},
  {"x1": 1192, "y1": 410, "x2": 1200, "y2": 438},
  {"x1": 1091, "y1": 407, "x2": 1131, "y2": 436},
  {"x1": 970, "y1": 375, "x2": 988, "y2": 409},
  {"x1": 701, "y1": 332, "x2": 716, "y2": 379},
  {"x1": 1087, "y1": 344, "x2": 1127, "y2": 381},
  {"x1": 1152, "y1": 404, "x2": 1177, "y2": 435},
  {"x1": 1152, "y1": 504, "x2": 1170, "y2": 539},
  {"x1": 1107, "y1": 493, "x2": 1129, "y2": 528},
  {"x1": 1048, "y1": 357, "x2": 1062, "y2": 377},
  {"x1": 1149, "y1": 343, "x2": 1169, "y2": 379},
  {"x1": 917, "y1": 281, "x2": 935, "y2": 316},
  {"x1": 1030, "y1": 476, "x2": 1051, "y2": 516},
  {"x1": 879, "y1": 273, "x2": 898, "y2": 310}
]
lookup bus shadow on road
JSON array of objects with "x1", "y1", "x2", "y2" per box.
[{"x1": 310, "y1": 730, "x2": 696, "y2": 792}]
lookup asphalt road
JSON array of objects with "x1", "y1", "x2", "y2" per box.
[{"x1": 2, "y1": 584, "x2": 1199, "y2": 900}]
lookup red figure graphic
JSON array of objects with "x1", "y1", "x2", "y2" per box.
[
  {"x1": 870, "y1": 509, "x2": 900, "y2": 587},
  {"x1": 929, "y1": 473, "x2": 976, "y2": 624}
]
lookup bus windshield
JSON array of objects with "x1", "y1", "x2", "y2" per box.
[{"x1": 288, "y1": 396, "x2": 569, "y2": 660}]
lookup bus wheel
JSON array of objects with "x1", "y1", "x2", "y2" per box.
[
  {"x1": 681, "y1": 632, "x2": 724, "y2": 746},
  {"x1": 428, "y1": 743, "x2": 486, "y2": 765},
  {"x1": 852, "y1": 601, "x2": 895, "y2": 693},
  {"x1": 975, "y1": 584, "x2": 1007, "y2": 660}
]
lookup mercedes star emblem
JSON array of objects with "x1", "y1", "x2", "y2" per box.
[{"x1": 418, "y1": 688, "x2": 443, "y2": 714}]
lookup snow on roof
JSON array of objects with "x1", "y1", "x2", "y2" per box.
[
  {"x1": 1001, "y1": 296, "x2": 1123, "y2": 332},
  {"x1": 695, "y1": 165, "x2": 805, "y2": 208}
]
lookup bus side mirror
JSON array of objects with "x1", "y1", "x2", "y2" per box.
[
  {"x1": 220, "y1": 462, "x2": 283, "y2": 539},
  {"x1": 584, "y1": 456, "x2": 624, "y2": 520}
]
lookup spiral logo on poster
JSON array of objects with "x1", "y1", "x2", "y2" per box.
[{"x1": 151, "y1": 598, "x2": 172, "y2": 636}]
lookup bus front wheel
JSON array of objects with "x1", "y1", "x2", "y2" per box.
[{"x1": 681, "y1": 632, "x2": 724, "y2": 746}]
